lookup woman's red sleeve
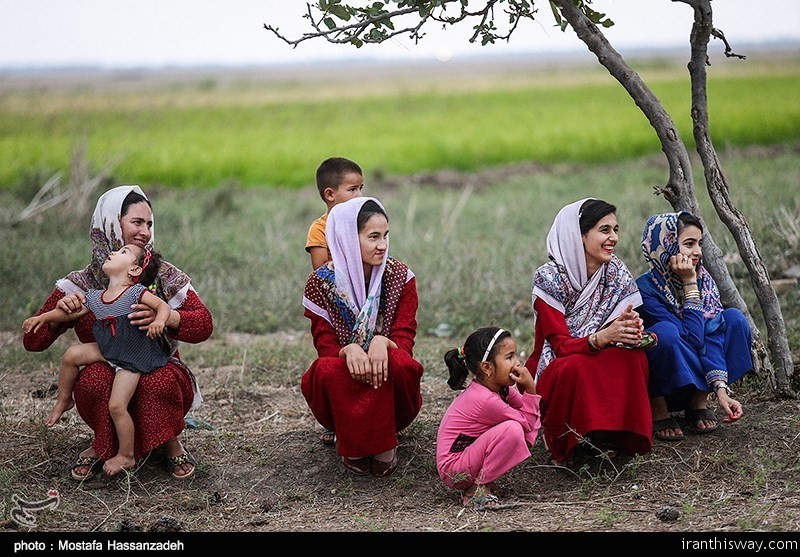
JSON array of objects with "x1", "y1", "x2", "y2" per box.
[
  {"x1": 305, "y1": 308, "x2": 343, "y2": 358},
  {"x1": 388, "y1": 278, "x2": 418, "y2": 355},
  {"x1": 23, "y1": 289, "x2": 72, "y2": 352},
  {"x1": 535, "y1": 298, "x2": 593, "y2": 357},
  {"x1": 172, "y1": 290, "x2": 214, "y2": 344}
]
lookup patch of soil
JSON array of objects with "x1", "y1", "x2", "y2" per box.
[{"x1": 2, "y1": 335, "x2": 799, "y2": 534}]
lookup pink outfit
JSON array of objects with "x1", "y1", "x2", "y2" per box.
[{"x1": 436, "y1": 381, "x2": 542, "y2": 490}]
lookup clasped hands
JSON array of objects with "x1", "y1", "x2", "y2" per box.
[
  {"x1": 341, "y1": 335, "x2": 397, "y2": 389},
  {"x1": 595, "y1": 303, "x2": 645, "y2": 348}
]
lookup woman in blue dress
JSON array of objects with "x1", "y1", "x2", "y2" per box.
[{"x1": 637, "y1": 211, "x2": 752, "y2": 441}]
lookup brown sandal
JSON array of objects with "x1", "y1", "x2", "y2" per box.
[
  {"x1": 371, "y1": 453, "x2": 398, "y2": 478},
  {"x1": 341, "y1": 456, "x2": 371, "y2": 476},
  {"x1": 70, "y1": 454, "x2": 101, "y2": 481},
  {"x1": 167, "y1": 450, "x2": 197, "y2": 479}
]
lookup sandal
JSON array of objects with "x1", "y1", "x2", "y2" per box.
[
  {"x1": 463, "y1": 491, "x2": 501, "y2": 511},
  {"x1": 166, "y1": 450, "x2": 197, "y2": 479},
  {"x1": 684, "y1": 407, "x2": 720, "y2": 434},
  {"x1": 320, "y1": 429, "x2": 336, "y2": 446},
  {"x1": 70, "y1": 454, "x2": 101, "y2": 481},
  {"x1": 341, "y1": 456, "x2": 371, "y2": 476},
  {"x1": 653, "y1": 416, "x2": 685, "y2": 441},
  {"x1": 371, "y1": 451, "x2": 398, "y2": 478}
]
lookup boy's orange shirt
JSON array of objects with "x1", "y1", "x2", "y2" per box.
[{"x1": 305, "y1": 212, "x2": 331, "y2": 260}]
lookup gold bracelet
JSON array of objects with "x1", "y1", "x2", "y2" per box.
[{"x1": 588, "y1": 333, "x2": 600, "y2": 350}]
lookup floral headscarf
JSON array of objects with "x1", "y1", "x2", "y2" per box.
[
  {"x1": 302, "y1": 197, "x2": 413, "y2": 349},
  {"x1": 532, "y1": 198, "x2": 642, "y2": 377},
  {"x1": 640, "y1": 211, "x2": 722, "y2": 319},
  {"x1": 56, "y1": 185, "x2": 192, "y2": 309}
]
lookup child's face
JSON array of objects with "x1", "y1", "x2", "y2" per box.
[
  {"x1": 326, "y1": 172, "x2": 364, "y2": 206},
  {"x1": 485, "y1": 337, "x2": 522, "y2": 390},
  {"x1": 102, "y1": 244, "x2": 144, "y2": 279}
]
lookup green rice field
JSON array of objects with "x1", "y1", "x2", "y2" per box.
[{"x1": 1, "y1": 55, "x2": 799, "y2": 190}]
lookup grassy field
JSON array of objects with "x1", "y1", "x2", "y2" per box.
[
  {"x1": 2, "y1": 56, "x2": 800, "y2": 534},
  {"x1": 1, "y1": 55, "x2": 799, "y2": 189},
  {"x1": 1, "y1": 54, "x2": 799, "y2": 382},
  {"x1": 2, "y1": 143, "x2": 798, "y2": 384}
]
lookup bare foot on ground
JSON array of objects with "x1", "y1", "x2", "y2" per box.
[
  {"x1": 103, "y1": 454, "x2": 135, "y2": 476},
  {"x1": 45, "y1": 399, "x2": 75, "y2": 426}
]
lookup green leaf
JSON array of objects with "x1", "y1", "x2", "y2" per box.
[
  {"x1": 550, "y1": 0, "x2": 565, "y2": 31},
  {"x1": 330, "y1": 4, "x2": 351, "y2": 21},
  {"x1": 349, "y1": 36, "x2": 364, "y2": 48},
  {"x1": 324, "y1": 16, "x2": 336, "y2": 30}
]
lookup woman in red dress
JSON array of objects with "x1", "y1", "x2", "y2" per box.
[
  {"x1": 301, "y1": 197, "x2": 424, "y2": 478},
  {"x1": 23, "y1": 185, "x2": 213, "y2": 480},
  {"x1": 524, "y1": 198, "x2": 652, "y2": 465}
]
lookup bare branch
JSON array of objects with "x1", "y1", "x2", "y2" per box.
[{"x1": 710, "y1": 27, "x2": 746, "y2": 59}]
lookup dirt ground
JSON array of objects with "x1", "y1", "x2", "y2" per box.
[{"x1": 2, "y1": 330, "x2": 800, "y2": 536}]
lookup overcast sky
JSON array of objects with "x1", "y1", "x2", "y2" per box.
[{"x1": 1, "y1": 0, "x2": 798, "y2": 69}]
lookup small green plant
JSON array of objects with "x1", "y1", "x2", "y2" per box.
[{"x1": 596, "y1": 506, "x2": 622, "y2": 528}]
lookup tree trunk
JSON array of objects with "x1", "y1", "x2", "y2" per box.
[
  {"x1": 681, "y1": 0, "x2": 793, "y2": 394},
  {"x1": 552, "y1": 0, "x2": 774, "y2": 386}
]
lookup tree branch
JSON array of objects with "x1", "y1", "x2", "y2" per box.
[{"x1": 683, "y1": 0, "x2": 792, "y2": 393}]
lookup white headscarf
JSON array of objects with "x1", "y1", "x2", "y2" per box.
[
  {"x1": 327, "y1": 196, "x2": 388, "y2": 325},
  {"x1": 303, "y1": 196, "x2": 413, "y2": 349}
]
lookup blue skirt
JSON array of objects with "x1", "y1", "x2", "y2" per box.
[{"x1": 646, "y1": 308, "x2": 753, "y2": 411}]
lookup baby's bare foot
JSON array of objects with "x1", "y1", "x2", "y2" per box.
[
  {"x1": 44, "y1": 399, "x2": 75, "y2": 426},
  {"x1": 103, "y1": 455, "x2": 135, "y2": 476}
]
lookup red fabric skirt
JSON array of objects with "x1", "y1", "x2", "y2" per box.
[
  {"x1": 536, "y1": 347, "x2": 652, "y2": 462},
  {"x1": 301, "y1": 349, "x2": 423, "y2": 457},
  {"x1": 73, "y1": 359, "x2": 194, "y2": 460}
]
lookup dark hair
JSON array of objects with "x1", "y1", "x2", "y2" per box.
[
  {"x1": 134, "y1": 247, "x2": 163, "y2": 287},
  {"x1": 357, "y1": 199, "x2": 387, "y2": 232},
  {"x1": 315, "y1": 157, "x2": 363, "y2": 200},
  {"x1": 579, "y1": 199, "x2": 617, "y2": 235},
  {"x1": 677, "y1": 212, "x2": 703, "y2": 235},
  {"x1": 121, "y1": 191, "x2": 152, "y2": 216},
  {"x1": 443, "y1": 326, "x2": 512, "y2": 390}
]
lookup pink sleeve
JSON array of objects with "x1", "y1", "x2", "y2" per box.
[{"x1": 481, "y1": 391, "x2": 542, "y2": 447}]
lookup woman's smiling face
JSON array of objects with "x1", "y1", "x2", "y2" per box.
[{"x1": 582, "y1": 212, "x2": 618, "y2": 270}]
